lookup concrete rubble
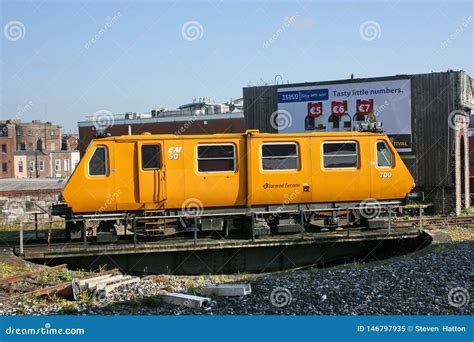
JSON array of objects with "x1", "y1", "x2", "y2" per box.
[
  {"x1": 200, "y1": 284, "x2": 251, "y2": 297},
  {"x1": 161, "y1": 293, "x2": 211, "y2": 309},
  {"x1": 78, "y1": 273, "x2": 141, "y2": 299}
]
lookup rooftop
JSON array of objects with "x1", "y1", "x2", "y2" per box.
[
  {"x1": 78, "y1": 111, "x2": 244, "y2": 128},
  {"x1": 0, "y1": 178, "x2": 66, "y2": 192}
]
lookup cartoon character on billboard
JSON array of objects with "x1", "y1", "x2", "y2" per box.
[
  {"x1": 329, "y1": 100, "x2": 350, "y2": 130},
  {"x1": 353, "y1": 99, "x2": 374, "y2": 125},
  {"x1": 305, "y1": 102, "x2": 325, "y2": 131}
]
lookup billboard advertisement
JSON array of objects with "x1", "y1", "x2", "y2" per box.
[{"x1": 276, "y1": 79, "x2": 412, "y2": 152}]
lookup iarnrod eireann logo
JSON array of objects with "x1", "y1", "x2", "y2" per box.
[{"x1": 262, "y1": 182, "x2": 300, "y2": 190}]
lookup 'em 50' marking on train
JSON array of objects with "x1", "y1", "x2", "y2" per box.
[{"x1": 52, "y1": 129, "x2": 415, "y2": 240}]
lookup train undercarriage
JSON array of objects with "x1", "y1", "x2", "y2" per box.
[{"x1": 53, "y1": 200, "x2": 415, "y2": 243}]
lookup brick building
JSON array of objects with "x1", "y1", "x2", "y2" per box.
[
  {"x1": 0, "y1": 122, "x2": 16, "y2": 179},
  {"x1": 0, "y1": 120, "x2": 79, "y2": 179},
  {"x1": 13, "y1": 147, "x2": 80, "y2": 179},
  {"x1": 15, "y1": 120, "x2": 61, "y2": 152},
  {"x1": 62, "y1": 133, "x2": 79, "y2": 151}
]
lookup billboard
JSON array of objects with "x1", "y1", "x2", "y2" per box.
[{"x1": 276, "y1": 79, "x2": 412, "y2": 152}]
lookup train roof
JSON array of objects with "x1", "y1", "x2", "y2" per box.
[{"x1": 92, "y1": 130, "x2": 388, "y2": 142}]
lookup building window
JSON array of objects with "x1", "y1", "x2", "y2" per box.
[
  {"x1": 17, "y1": 143, "x2": 25, "y2": 151},
  {"x1": 18, "y1": 161, "x2": 23, "y2": 173},
  {"x1": 141, "y1": 145, "x2": 161, "y2": 170},
  {"x1": 51, "y1": 130, "x2": 55, "y2": 136},
  {"x1": 261, "y1": 143, "x2": 299, "y2": 171},
  {"x1": 2, "y1": 163, "x2": 7, "y2": 173},
  {"x1": 55, "y1": 159, "x2": 61, "y2": 172},
  {"x1": 88, "y1": 146, "x2": 107, "y2": 176},
  {"x1": 39, "y1": 160, "x2": 45, "y2": 172},
  {"x1": 1, "y1": 144, "x2": 6, "y2": 153},
  {"x1": 376, "y1": 141, "x2": 393, "y2": 168},
  {"x1": 27, "y1": 143, "x2": 33, "y2": 151},
  {"x1": 27, "y1": 130, "x2": 32, "y2": 136},
  {"x1": 64, "y1": 159, "x2": 70, "y2": 172},
  {"x1": 196, "y1": 144, "x2": 236, "y2": 172},
  {"x1": 322, "y1": 142, "x2": 359, "y2": 169},
  {"x1": 29, "y1": 161, "x2": 35, "y2": 172}
]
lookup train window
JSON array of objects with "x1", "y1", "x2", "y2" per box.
[
  {"x1": 322, "y1": 142, "x2": 358, "y2": 169},
  {"x1": 197, "y1": 144, "x2": 236, "y2": 172},
  {"x1": 141, "y1": 145, "x2": 161, "y2": 170},
  {"x1": 376, "y1": 141, "x2": 393, "y2": 167},
  {"x1": 88, "y1": 146, "x2": 107, "y2": 176},
  {"x1": 261, "y1": 143, "x2": 299, "y2": 170}
]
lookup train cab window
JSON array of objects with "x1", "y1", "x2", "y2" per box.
[
  {"x1": 261, "y1": 143, "x2": 299, "y2": 170},
  {"x1": 141, "y1": 145, "x2": 161, "y2": 170},
  {"x1": 322, "y1": 142, "x2": 358, "y2": 169},
  {"x1": 88, "y1": 146, "x2": 107, "y2": 176},
  {"x1": 376, "y1": 141, "x2": 393, "y2": 168},
  {"x1": 197, "y1": 144, "x2": 236, "y2": 172}
]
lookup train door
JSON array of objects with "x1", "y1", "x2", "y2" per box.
[
  {"x1": 370, "y1": 137, "x2": 397, "y2": 200},
  {"x1": 137, "y1": 141, "x2": 167, "y2": 209}
]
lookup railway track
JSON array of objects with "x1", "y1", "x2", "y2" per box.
[
  {"x1": 0, "y1": 264, "x2": 74, "y2": 303},
  {"x1": 0, "y1": 264, "x2": 118, "y2": 303},
  {"x1": 392, "y1": 215, "x2": 474, "y2": 229},
  {"x1": 10, "y1": 214, "x2": 473, "y2": 251}
]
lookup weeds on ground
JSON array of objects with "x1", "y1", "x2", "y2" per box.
[
  {"x1": 443, "y1": 226, "x2": 474, "y2": 241},
  {"x1": 432, "y1": 244, "x2": 449, "y2": 254},
  {"x1": 0, "y1": 263, "x2": 33, "y2": 279}
]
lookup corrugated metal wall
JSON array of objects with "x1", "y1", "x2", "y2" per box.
[
  {"x1": 243, "y1": 85, "x2": 278, "y2": 133},
  {"x1": 410, "y1": 71, "x2": 457, "y2": 188}
]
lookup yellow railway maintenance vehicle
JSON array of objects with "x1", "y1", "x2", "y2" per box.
[{"x1": 52, "y1": 128, "x2": 416, "y2": 241}]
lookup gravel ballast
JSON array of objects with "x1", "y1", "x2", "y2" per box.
[{"x1": 0, "y1": 239, "x2": 472, "y2": 316}]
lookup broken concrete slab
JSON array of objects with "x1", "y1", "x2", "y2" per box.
[
  {"x1": 103, "y1": 277, "x2": 140, "y2": 296},
  {"x1": 94, "y1": 275, "x2": 132, "y2": 291},
  {"x1": 92, "y1": 276, "x2": 140, "y2": 298},
  {"x1": 200, "y1": 283, "x2": 251, "y2": 297},
  {"x1": 77, "y1": 274, "x2": 113, "y2": 289},
  {"x1": 161, "y1": 293, "x2": 211, "y2": 309},
  {"x1": 86, "y1": 274, "x2": 127, "y2": 291}
]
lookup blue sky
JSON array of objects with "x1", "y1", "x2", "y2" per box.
[{"x1": 1, "y1": 0, "x2": 472, "y2": 130}]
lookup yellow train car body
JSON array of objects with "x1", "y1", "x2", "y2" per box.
[{"x1": 62, "y1": 130, "x2": 414, "y2": 214}]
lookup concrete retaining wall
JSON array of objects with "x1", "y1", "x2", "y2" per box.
[{"x1": 0, "y1": 192, "x2": 59, "y2": 222}]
